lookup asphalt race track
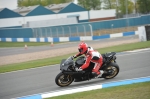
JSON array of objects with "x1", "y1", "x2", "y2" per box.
[
  {"x1": 0, "y1": 36, "x2": 150, "y2": 99},
  {"x1": 0, "y1": 49, "x2": 150, "y2": 99}
]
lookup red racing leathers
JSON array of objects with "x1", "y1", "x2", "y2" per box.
[{"x1": 74, "y1": 47, "x2": 103, "y2": 75}]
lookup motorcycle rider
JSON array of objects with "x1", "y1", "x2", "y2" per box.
[{"x1": 73, "y1": 42, "x2": 104, "y2": 78}]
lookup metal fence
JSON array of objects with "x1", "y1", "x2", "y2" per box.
[
  {"x1": 32, "y1": 25, "x2": 139, "y2": 38},
  {"x1": 32, "y1": 14, "x2": 150, "y2": 38},
  {"x1": 0, "y1": 14, "x2": 150, "y2": 38},
  {"x1": 93, "y1": 26, "x2": 138, "y2": 35},
  {"x1": 32, "y1": 24, "x2": 93, "y2": 38}
]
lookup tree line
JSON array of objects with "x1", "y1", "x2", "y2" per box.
[
  {"x1": 17, "y1": 0, "x2": 72, "y2": 6},
  {"x1": 78, "y1": 0, "x2": 150, "y2": 14},
  {"x1": 18, "y1": 0, "x2": 150, "y2": 14}
]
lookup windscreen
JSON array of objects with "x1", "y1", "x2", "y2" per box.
[
  {"x1": 60, "y1": 57, "x2": 74, "y2": 71},
  {"x1": 63, "y1": 57, "x2": 73, "y2": 66}
]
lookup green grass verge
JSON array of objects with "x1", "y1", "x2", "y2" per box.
[
  {"x1": 0, "y1": 41, "x2": 150, "y2": 73},
  {"x1": 0, "y1": 42, "x2": 64, "y2": 47},
  {"x1": 45, "y1": 82, "x2": 150, "y2": 99}
]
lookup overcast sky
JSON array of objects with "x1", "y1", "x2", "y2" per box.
[
  {"x1": 0, "y1": 0, "x2": 17, "y2": 9},
  {"x1": 0, "y1": 0, "x2": 78, "y2": 10}
]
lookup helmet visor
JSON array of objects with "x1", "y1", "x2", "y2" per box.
[{"x1": 78, "y1": 48, "x2": 83, "y2": 53}]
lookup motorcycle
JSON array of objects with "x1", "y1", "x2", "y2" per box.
[{"x1": 55, "y1": 52, "x2": 119, "y2": 87}]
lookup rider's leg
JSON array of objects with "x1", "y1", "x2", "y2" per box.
[
  {"x1": 92, "y1": 57, "x2": 103, "y2": 77},
  {"x1": 92, "y1": 63, "x2": 100, "y2": 74}
]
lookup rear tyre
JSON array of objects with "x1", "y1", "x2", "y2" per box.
[
  {"x1": 55, "y1": 72, "x2": 74, "y2": 87},
  {"x1": 102, "y1": 63, "x2": 119, "y2": 79}
]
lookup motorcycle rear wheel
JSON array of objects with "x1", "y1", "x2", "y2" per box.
[
  {"x1": 55, "y1": 72, "x2": 74, "y2": 87},
  {"x1": 102, "y1": 63, "x2": 119, "y2": 79}
]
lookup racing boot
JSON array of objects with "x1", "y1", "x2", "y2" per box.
[
  {"x1": 92, "y1": 70, "x2": 104, "y2": 78},
  {"x1": 97, "y1": 70, "x2": 104, "y2": 78}
]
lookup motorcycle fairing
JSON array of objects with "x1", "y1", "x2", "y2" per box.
[{"x1": 60, "y1": 57, "x2": 74, "y2": 71}]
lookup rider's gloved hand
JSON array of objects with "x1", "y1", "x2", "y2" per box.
[
  {"x1": 74, "y1": 55, "x2": 77, "y2": 58},
  {"x1": 76, "y1": 67, "x2": 82, "y2": 71},
  {"x1": 71, "y1": 55, "x2": 76, "y2": 60},
  {"x1": 71, "y1": 56, "x2": 74, "y2": 60}
]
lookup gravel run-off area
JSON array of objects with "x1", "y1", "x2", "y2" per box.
[{"x1": 0, "y1": 38, "x2": 139, "y2": 66}]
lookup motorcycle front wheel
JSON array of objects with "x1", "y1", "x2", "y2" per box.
[{"x1": 55, "y1": 72, "x2": 74, "y2": 87}]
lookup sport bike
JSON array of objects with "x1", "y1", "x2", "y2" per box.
[{"x1": 55, "y1": 52, "x2": 119, "y2": 87}]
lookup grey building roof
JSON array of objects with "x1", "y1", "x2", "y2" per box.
[
  {"x1": 13, "y1": 2, "x2": 71, "y2": 15},
  {"x1": 0, "y1": 8, "x2": 4, "y2": 12},
  {"x1": 45, "y1": 2, "x2": 71, "y2": 13},
  {"x1": 13, "y1": 5, "x2": 39, "y2": 16}
]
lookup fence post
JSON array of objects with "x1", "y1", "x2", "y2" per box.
[
  {"x1": 56, "y1": 27, "x2": 58, "y2": 37},
  {"x1": 35, "y1": 28, "x2": 38, "y2": 37},
  {"x1": 50, "y1": 28, "x2": 52, "y2": 37},
  {"x1": 45, "y1": 28, "x2": 47, "y2": 37},
  {"x1": 68, "y1": 26, "x2": 71, "y2": 37},
  {"x1": 31, "y1": 28, "x2": 35, "y2": 37},
  {"x1": 76, "y1": 26, "x2": 79, "y2": 36},
  {"x1": 61, "y1": 26, "x2": 64, "y2": 37},
  {"x1": 111, "y1": 24, "x2": 114, "y2": 33},
  {"x1": 88, "y1": 24, "x2": 93, "y2": 36},
  {"x1": 82, "y1": 25, "x2": 86, "y2": 36},
  {"x1": 40, "y1": 28, "x2": 42, "y2": 37},
  {"x1": 34, "y1": 28, "x2": 37, "y2": 37}
]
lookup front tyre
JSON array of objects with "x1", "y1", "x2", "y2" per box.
[
  {"x1": 55, "y1": 72, "x2": 74, "y2": 87},
  {"x1": 102, "y1": 62, "x2": 119, "y2": 79}
]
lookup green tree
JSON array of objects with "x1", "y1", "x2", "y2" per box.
[
  {"x1": 18, "y1": 0, "x2": 23, "y2": 7},
  {"x1": 78, "y1": 0, "x2": 102, "y2": 10},
  {"x1": 103, "y1": 0, "x2": 134, "y2": 14},
  {"x1": 119, "y1": 0, "x2": 134, "y2": 14},
  {"x1": 78, "y1": 0, "x2": 90, "y2": 10},
  {"x1": 137, "y1": 0, "x2": 150, "y2": 14},
  {"x1": 41, "y1": 0, "x2": 48, "y2": 6},
  {"x1": 102, "y1": 0, "x2": 117, "y2": 9},
  {"x1": 17, "y1": 0, "x2": 72, "y2": 7},
  {"x1": 128, "y1": 0, "x2": 134, "y2": 14},
  {"x1": 20, "y1": 0, "x2": 30, "y2": 7}
]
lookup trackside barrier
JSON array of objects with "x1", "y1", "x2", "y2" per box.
[
  {"x1": 0, "y1": 31, "x2": 137, "y2": 42},
  {"x1": 15, "y1": 76, "x2": 150, "y2": 99}
]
